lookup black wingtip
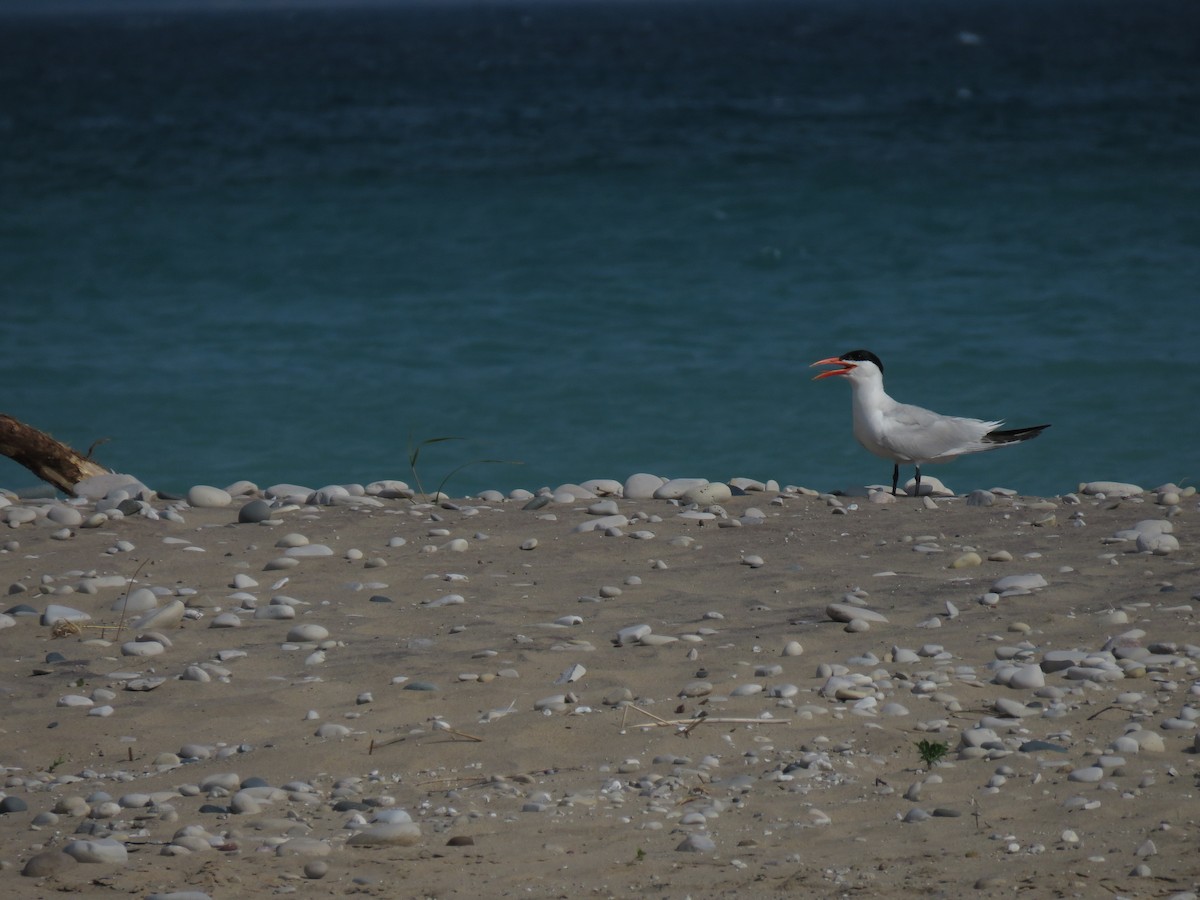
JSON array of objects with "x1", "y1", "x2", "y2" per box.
[{"x1": 983, "y1": 423, "x2": 1051, "y2": 445}]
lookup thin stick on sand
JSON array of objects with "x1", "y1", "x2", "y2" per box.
[
  {"x1": 368, "y1": 735, "x2": 408, "y2": 755},
  {"x1": 432, "y1": 719, "x2": 484, "y2": 742},
  {"x1": 369, "y1": 720, "x2": 483, "y2": 755},
  {"x1": 625, "y1": 705, "x2": 787, "y2": 734}
]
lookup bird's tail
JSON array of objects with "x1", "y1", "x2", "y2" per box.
[{"x1": 983, "y1": 424, "x2": 1051, "y2": 445}]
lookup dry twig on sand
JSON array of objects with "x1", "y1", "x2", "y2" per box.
[{"x1": 623, "y1": 704, "x2": 787, "y2": 735}]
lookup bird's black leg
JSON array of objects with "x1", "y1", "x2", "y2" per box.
[
  {"x1": 891, "y1": 464, "x2": 899, "y2": 496},
  {"x1": 914, "y1": 465, "x2": 922, "y2": 497}
]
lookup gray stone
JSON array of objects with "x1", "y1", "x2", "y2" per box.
[
  {"x1": 826, "y1": 603, "x2": 889, "y2": 624},
  {"x1": 347, "y1": 822, "x2": 421, "y2": 846},
  {"x1": 991, "y1": 573, "x2": 1048, "y2": 595},
  {"x1": 623, "y1": 473, "x2": 665, "y2": 500},
  {"x1": 62, "y1": 837, "x2": 128, "y2": 864},
  {"x1": 653, "y1": 477, "x2": 710, "y2": 500},
  {"x1": 675, "y1": 832, "x2": 717, "y2": 852},
  {"x1": 287, "y1": 624, "x2": 330, "y2": 642},
  {"x1": 21, "y1": 850, "x2": 77, "y2": 877},
  {"x1": 1080, "y1": 481, "x2": 1144, "y2": 498},
  {"x1": 238, "y1": 499, "x2": 274, "y2": 523},
  {"x1": 74, "y1": 474, "x2": 151, "y2": 501},
  {"x1": 112, "y1": 587, "x2": 158, "y2": 614},
  {"x1": 187, "y1": 485, "x2": 233, "y2": 508},
  {"x1": 41, "y1": 604, "x2": 91, "y2": 626},
  {"x1": 47, "y1": 505, "x2": 84, "y2": 526}
]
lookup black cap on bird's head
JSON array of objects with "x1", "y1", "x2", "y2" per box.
[{"x1": 810, "y1": 349, "x2": 884, "y2": 380}]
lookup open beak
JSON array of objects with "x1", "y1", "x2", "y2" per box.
[{"x1": 811, "y1": 356, "x2": 855, "y2": 381}]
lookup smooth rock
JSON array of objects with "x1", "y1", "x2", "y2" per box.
[
  {"x1": 284, "y1": 544, "x2": 334, "y2": 557},
  {"x1": 187, "y1": 485, "x2": 233, "y2": 508},
  {"x1": 826, "y1": 603, "x2": 889, "y2": 624},
  {"x1": 74, "y1": 474, "x2": 151, "y2": 501},
  {"x1": 574, "y1": 514, "x2": 628, "y2": 534},
  {"x1": 675, "y1": 832, "x2": 717, "y2": 852},
  {"x1": 21, "y1": 850, "x2": 77, "y2": 877},
  {"x1": 1137, "y1": 532, "x2": 1179, "y2": 555},
  {"x1": 112, "y1": 587, "x2": 158, "y2": 614},
  {"x1": 623, "y1": 474, "x2": 665, "y2": 500},
  {"x1": 276, "y1": 838, "x2": 334, "y2": 858},
  {"x1": 304, "y1": 860, "x2": 329, "y2": 879},
  {"x1": 653, "y1": 478, "x2": 710, "y2": 500},
  {"x1": 63, "y1": 837, "x2": 128, "y2": 864},
  {"x1": 1080, "y1": 481, "x2": 1144, "y2": 498},
  {"x1": 681, "y1": 483, "x2": 733, "y2": 506},
  {"x1": 1, "y1": 795, "x2": 29, "y2": 813},
  {"x1": 347, "y1": 822, "x2": 422, "y2": 847},
  {"x1": 41, "y1": 604, "x2": 91, "y2": 626},
  {"x1": 616, "y1": 624, "x2": 652, "y2": 645},
  {"x1": 47, "y1": 505, "x2": 84, "y2": 526},
  {"x1": 238, "y1": 499, "x2": 274, "y2": 523},
  {"x1": 991, "y1": 574, "x2": 1048, "y2": 594},
  {"x1": 287, "y1": 624, "x2": 330, "y2": 642}
]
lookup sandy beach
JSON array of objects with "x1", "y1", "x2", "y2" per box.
[{"x1": 1, "y1": 473, "x2": 1197, "y2": 899}]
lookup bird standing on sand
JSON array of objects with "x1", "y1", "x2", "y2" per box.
[{"x1": 811, "y1": 349, "x2": 1050, "y2": 496}]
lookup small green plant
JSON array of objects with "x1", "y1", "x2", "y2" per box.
[
  {"x1": 916, "y1": 739, "x2": 949, "y2": 768},
  {"x1": 46, "y1": 754, "x2": 68, "y2": 773},
  {"x1": 407, "y1": 434, "x2": 522, "y2": 500},
  {"x1": 635, "y1": 847, "x2": 646, "y2": 862}
]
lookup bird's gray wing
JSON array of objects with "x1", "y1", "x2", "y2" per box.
[{"x1": 880, "y1": 403, "x2": 1000, "y2": 462}]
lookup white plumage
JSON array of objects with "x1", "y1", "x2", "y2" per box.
[{"x1": 812, "y1": 349, "x2": 1049, "y2": 495}]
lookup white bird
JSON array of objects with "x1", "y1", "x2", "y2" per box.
[{"x1": 811, "y1": 349, "x2": 1049, "y2": 496}]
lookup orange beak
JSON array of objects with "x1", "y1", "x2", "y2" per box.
[{"x1": 811, "y1": 356, "x2": 855, "y2": 380}]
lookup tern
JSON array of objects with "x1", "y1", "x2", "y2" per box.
[{"x1": 811, "y1": 349, "x2": 1049, "y2": 496}]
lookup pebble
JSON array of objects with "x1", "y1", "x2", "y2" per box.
[
  {"x1": 63, "y1": 837, "x2": 128, "y2": 864},
  {"x1": 238, "y1": 499, "x2": 275, "y2": 523},
  {"x1": 616, "y1": 624, "x2": 652, "y2": 645},
  {"x1": 1138, "y1": 532, "x2": 1179, "y2": 555},
  {"x1": 187, "y1": 485, "x2": 233, "y2": 508},
  {"x1": 287, "y1": 624, "x2": 330, "y2": 642},
  {"x1": 347, "y1": 823, "x2": 422, "y2": 846},
  {"x1": 680, "y1": 482, "x2": 733, "y2": 505},
  {"x1": 304, "y1": 860, "x2": 329, "y2": 879},
  {"x1": 21, "y1": 850, "x2": 77, "y2": 877},
  {"x1": 112, "y1": 586, "x2": 158, "y2": 614},
  {"x1": 675, "y1": 833, "x2": 717, "y2": 853},
  {"x1": 47, "y1": 504, "x2": 84, "y2": 526},
  {"x1": 1080, "y1": 481, "x2": 1144, "y2": 497},
  {"x1": 991, "y1": 573, "x2": 1048, "y2": 595},
  {"x1": 41, "y1": 603, "x2": 90, "y2": 626},
  {"x1": 623, "y1": 473, "x2": 665, "y2": 499},
  {"x1": 653, "y1": 477, "x2": 710, "y2": 500},
  {"x1": 826, "y1": 603, "x2": 889, "y2": 624}
]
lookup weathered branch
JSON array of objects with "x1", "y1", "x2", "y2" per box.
[{"x1": 0, "y1": 414, "x2": 111, "y2": 496}]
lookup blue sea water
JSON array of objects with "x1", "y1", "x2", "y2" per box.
[{"x1": 2, "y1": 0, "x2": 1198, "y2": 498}]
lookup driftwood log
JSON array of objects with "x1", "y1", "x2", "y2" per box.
[{"x1": 0, "y1": 414, "x2": 111, "y2": 496}]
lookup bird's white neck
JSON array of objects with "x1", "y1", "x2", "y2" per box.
[{"x1": 849, "y1": 374, "x2": 894, "y2": 417}]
